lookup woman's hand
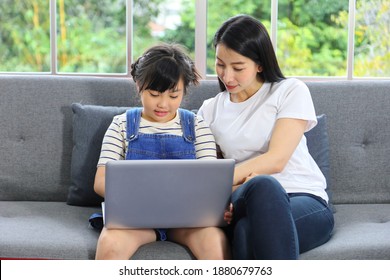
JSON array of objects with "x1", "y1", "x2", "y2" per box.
[
  {"x1": 243, "y1": 172, "x2": 259, "y2": 183},
  {"x1": 232, "y1": 172, "x2": 259, "y2": 192}
]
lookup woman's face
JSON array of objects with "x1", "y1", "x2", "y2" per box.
[
  {"x1": 139, "y1": 79, "x2": 184, "y2": 123},
  {"x1": 215, "y1": 43, "x2": 263, "y2": 101}
]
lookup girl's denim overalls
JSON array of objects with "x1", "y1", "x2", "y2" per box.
[
  {"x1": 89, "y1": 108, "x2": 196, "y2": 241},
  {"x1": 125, "y1": 108, "x2": 196, "y2": 160},
  {"x1": 125, "y1": 108, "x2": 196, "y2": 240}
]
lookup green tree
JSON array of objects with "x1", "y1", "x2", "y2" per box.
[
  {"x1": 162, "y1": 0, "x2": 352, "y2": 76},
  {"x1": 277, "y1": 0, "x2": 349, "y2": 76},
  {"x1": 1, "y1": 0, "x2": 389, "y2": 77},
  {"x1": 132, "y1": 0, "x2": 169, "y2": 59},
  {"x1": 162, "y1": 0, "x2": 196, "y2": 58},
  {"x1": 0, "y1": 0, "x2": 50, "y2": 72},
  {"x1": 354, "y1": 0, "x2": 390, "y2": 77},
  {"x1": 206, "y1": 0, "x2": 272, "y2": 74},
  {"x1": 0, "y1": 0, "x2": 164, "y2": 73},
  {"x1": 57, "y1": 0, "x2": 127, "y2": 72}
]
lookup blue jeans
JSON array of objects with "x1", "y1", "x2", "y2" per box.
[{"x1": 229, "y1": 175, "x2": 334, "y2": 260}]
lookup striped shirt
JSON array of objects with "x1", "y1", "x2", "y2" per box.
[{"x1": 97, "y1": 111, "x2": 217, "y2": 166}]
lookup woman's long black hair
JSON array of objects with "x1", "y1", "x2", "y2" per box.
[{"x1": 213, "y1": 14, "x2": 285, "y2": 91}]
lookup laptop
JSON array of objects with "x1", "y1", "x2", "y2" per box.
[{"x1": 103, "y1": 159, "x2": 235, "y2": 229}]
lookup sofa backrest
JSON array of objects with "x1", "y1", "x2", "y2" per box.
[
  {"x1": 307, "y1": 81, "x2": 390, "y2": 204},
  {"x1": 0, "y1": 75, "x2": 137, "y2": 201},
  {"x1": 0, "y1": 76, "x2": 389, "y2": 204}
]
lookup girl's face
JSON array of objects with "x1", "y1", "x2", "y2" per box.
[
  {"x1": 140, "y1": 79, "x2": 184, "y2": 123},
  {"x1": 215, "y1": 43, "x2": 263, "y2": 101}
]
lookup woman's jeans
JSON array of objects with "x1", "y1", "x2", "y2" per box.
[{"x1": 229, "y1": 175, "x2": 334, "y2": 260}]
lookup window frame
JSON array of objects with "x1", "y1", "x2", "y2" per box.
[{"x1": 0, "y1": 0, "x2": 388, "y2": 80}]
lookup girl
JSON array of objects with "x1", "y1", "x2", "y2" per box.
[{"x1": 94, "y1": 44, "x2": 230, "y2": 260}]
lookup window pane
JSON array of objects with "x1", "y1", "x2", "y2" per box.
[
  {"x1": 132, "y1": 0, "x2": 195, "y2": 62},
  {"x1": 354, "y1": 0, "x2": 390, "y2": 77},
  {"x1": 277, "y1": 0, "x2": 349, "y2": 77},
  {"x1": 206, "y1": 0, "x2": 271, "y2": 75},
  {"x1": 0, "y1": 0, "x2": 50, "y2": 72},
  {"x1": 57, "y1": 0, "x2": 126, "y2": 73}
]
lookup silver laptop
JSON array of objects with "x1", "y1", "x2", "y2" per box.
[{"x1": 103, "y1": 159, "x2": 235, "y2": 229}]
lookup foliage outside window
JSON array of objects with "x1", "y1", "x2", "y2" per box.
[
  {"x1": 0, "y1": 0, "x2": 389, "y2": 78},
  {"x1": 0, "y1": 0, "x2": 50, "y2": 72},
  {"x1": 354, "y1": 0, "x2": 390, "y2": 77},
  {"x1": 133, "y1": 0, "x2": 195, "y2": 61},
  {"x1": 57, "y1": 0, "x2": 126, "y2": 73},
  {"x1": 276, "y1": 0, "x2": 349, "y2": 77}
]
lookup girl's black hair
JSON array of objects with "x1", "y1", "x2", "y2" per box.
[
  {"x1": 213, "y1": 14, "x2": 285, "y2": 91},
  {"x1": 130, "y1": 44, "x2": 200, "y2": 94}
]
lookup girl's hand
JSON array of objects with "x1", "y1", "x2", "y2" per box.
[{"x1": 224, "y1": 203, "x2": 233, "y2": 224}]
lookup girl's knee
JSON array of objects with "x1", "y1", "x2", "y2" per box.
[
  {"x1": 96, "y1": 229, "x2": 155, "y2": 260},
  {"x1": 96, "y1": 230, "x2": 121, "y2": 259},
  {"x1": 97, "y1": 229, "x2": 117, "y2": 248},
  {"x1": 190, "y1": 227, "x2": 230, "y2": 260}
]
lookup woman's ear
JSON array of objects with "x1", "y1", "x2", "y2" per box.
[{"x1": 257, "y1": 65, "x2": 263, "y2": 73}]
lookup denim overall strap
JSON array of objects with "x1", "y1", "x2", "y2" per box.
[
  {"x1": 126, "y1": 108, "x2": 142, "y2": 142},
  {"x1": 125, "y1": 109, "x2": 196, "y2": 160},
  {"x1": 178, "y1": 109, "x2": 196, "y2": 143}
]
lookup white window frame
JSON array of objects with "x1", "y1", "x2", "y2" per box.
[
  {"x1": 1, "y1": 0, "x2": 387, "y2": 80},
  {"x1": 197, "y1": 0, "x2": 359, "y2": 81}
]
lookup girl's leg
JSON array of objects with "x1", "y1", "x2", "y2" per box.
[
  {"x1": 168, "y1": 227, "x2": 231, "y2": 260},
  {"x1": 289, "y1": 194, "x2": 334, "y2": 254},
  {"x1": 95, "y1": 228, "x2": 156, "y2": 260},
  {"x1": 231, "y1": 175, "x2": 299, "y2": 260}
]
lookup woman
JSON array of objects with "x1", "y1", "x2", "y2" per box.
[{"x1": 198, "y1": 14, "x2": 334, "y2": 259}]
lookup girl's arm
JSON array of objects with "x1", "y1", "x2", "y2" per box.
[
  {"x1": 232, "y1": 118, "x2": 308, "y2": 189},
  {"x1": 94, "y1": 166, "x2": 106, "y2": 197}
]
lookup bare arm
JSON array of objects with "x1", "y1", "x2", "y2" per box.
[
  {"x1": 94, "y1": 166, "x2": 106, "y2": 197},
  {"x1": 232, "y1": 118, "x2": 308, "y2": 190}
]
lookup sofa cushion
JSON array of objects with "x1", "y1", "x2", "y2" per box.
[
  {"x1": 300, "y1": 204, "x2": 390, "y2": 259},
  {"x1": 304, "y1": 114, "x2": 332, "y2": 205},
  {"x1": 0, "y1": 201, "x2": 100, "y2": 259},
  {"x1": 67, "y1": 103, "x2": 128, "y2": 206}
]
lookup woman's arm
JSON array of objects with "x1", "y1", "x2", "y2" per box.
[
  {"x1": 232, "y1": 118, "x2": 308, "y2": 188},
  {"x1": 94, "y1": 166, "x2": 106, "y2": 197}
]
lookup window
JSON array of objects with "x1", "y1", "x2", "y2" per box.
[
  {"x1": 354, "y1": 0, "x2": 390, "y2": 77},
  {"x1": 57, "y1": 0, "x2": 126, "y2": 73},
  {"x1": 276, "y1": 0, "x2": 349, "y2": 77},
  {"x1": 0, "y1": 0, "x2": 389, "y2": 79},
  {"x1": 0, "y1": 0, "x2": 50, "y2": 72},
  {"x1": 133, "y1": 0, "x2": 195, "y2": 61},
  {"x1": 206, "y1": 0, "x2": 271, "y2": 75}
]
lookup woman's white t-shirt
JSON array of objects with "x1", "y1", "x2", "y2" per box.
[{"x1": 198, "y1": 78, "x2": 328, "y2": 202}]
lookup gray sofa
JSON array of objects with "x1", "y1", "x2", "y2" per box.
[{"x1": 0, "y1": 75, "x2": 389, "y2": 260}]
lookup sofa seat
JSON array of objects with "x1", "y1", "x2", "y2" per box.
[
  {"x1": 0, "y1": 201, "x2": 196, "y2": 260},
  {"x1": 0, "y1": 201, "x2": 99, "y2": 259},
  {"x1": 300, "y1": 204, "x2": 390, "y2": 259},
  {"x1": 132, "y1": 242, "x2": 194, "y2": 260},
  {"x1": 1, "y1": 202, "x2": 389, "y2": 260}
]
